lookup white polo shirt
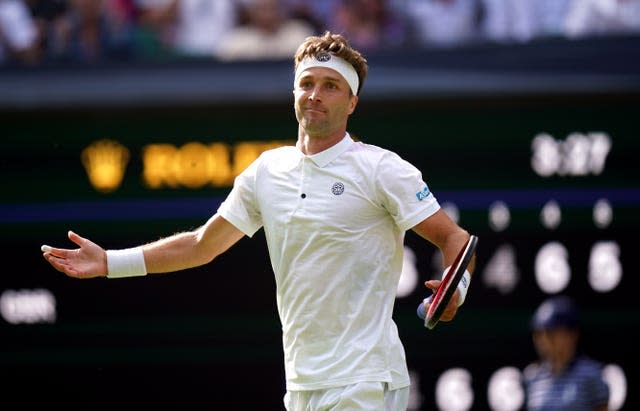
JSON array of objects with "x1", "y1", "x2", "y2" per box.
[{"x1": 218, "y1": 133, "x2": 440, "y2": 391}]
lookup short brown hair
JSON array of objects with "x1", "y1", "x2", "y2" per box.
[{"x1": 293, "y1": 31, "x2": 369, "y2": 96}]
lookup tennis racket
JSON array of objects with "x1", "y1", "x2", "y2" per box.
[{"x1": 417, "y1": 234, "x2": 478, "y2": 330}]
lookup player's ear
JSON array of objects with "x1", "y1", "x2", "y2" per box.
[{"x1": 347, "y1": 94, "x2": 358, "y2": 114}]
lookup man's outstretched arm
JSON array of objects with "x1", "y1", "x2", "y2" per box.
[{"x1": 41, "y1": 213, "x2": 245, "y2": 279}]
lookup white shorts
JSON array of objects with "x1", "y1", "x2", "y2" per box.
[{"x1": 284, "y1": 381, "x2": 410, "y2": 411}]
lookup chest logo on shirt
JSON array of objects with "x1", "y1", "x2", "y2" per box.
[
  {"x1": 331, "y1": 182, "x2": 345, "y2": 195},
  {"x1": 416, "y1": 185, "x2": 431, "y2": 201}
]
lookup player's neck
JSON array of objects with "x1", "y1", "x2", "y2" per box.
[{"x1": 297, "y1": 128, "x2": 346, "y2": 155}]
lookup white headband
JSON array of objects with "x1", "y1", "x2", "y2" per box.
[{"x1": 294, "y1": 52, "x2": 359, "y2": 95}]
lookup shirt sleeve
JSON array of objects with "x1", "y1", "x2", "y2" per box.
[
  {"x1": 375, "y1": 150, "x2": 440, "y2": 231},
  {"x1": 217, "y1": 156, "x2": 263, "y2": 237}
]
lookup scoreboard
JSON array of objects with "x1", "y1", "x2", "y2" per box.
[{"x1": 1, "y1": 91, "x2": 638, "y2": 410}]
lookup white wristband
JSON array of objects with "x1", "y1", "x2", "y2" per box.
[
  {"x1": 457, "y1": 270, "x2": 471, "y2": 306},
  {"x1": 106, "y1": 247, "x2": 147, "y2": 279}
]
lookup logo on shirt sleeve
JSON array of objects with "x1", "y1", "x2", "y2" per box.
[{"x1": 415, "y1": 185, "x2": 431, "y2": 201}]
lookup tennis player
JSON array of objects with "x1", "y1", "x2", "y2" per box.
[
  {"x1": 41, "y1": 31, "x2": 475, "y2": 411},
  {"x1": 523, "y1": 295, "x2": 610, "y2": 411}
]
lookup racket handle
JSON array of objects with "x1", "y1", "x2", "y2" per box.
[
  {"x1": 417, "y1": 303, "x2": 426, "y2": 319},
  {"x1": 416, "y1": 295, "x2": 433, "y2": 320}
]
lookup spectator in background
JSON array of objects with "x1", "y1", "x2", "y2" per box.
[
  {"x1": 477, "y1": 0, "x2": 575, "y2": 41},
  {"x1": 564, "y1": 0, "x2": 640, "y2": 39},
  {"x1": 135, "y1": 0, "x2": 236, "y2": 59},
  {"x1": 404, "y1": 0, "x2": 482, "y2": 48},
  {"x1": 476, "y1": 0, "x2": 633, "y2": 43},
  {"x1": 216, "y1": 0, "x2": 315, "y2": 61},
  {"x1": 531, "y1": 0, "x2": 574, "y2": 39},
  {"x1": 282, "y1": 0, "x2": 327, "y2": 34},
  {"x1": 478, "y1": 0, "x2": 538, "y2": 42},
  {"x1": 0, "y1": 0, "x2": 41, "y2": 66},
  {"x1": 523, "y1": 295, "x2": 610, "y2": 411},
  {"x1": 134, "y1": 0, "x2": 178, "y2": 58},
  {"x1": 46, "y1": 0, "x2": 136, "y2": 64},
  {"x1": 23, "y1": 0, "x2": 68, "y2": 61},
  {"x1": 327, "y1": 0, "x2": 409, "y2": 53}
]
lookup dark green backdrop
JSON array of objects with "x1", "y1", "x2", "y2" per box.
[{"x1": 2, "y1": 92, "x2": 638, "y2": 410}]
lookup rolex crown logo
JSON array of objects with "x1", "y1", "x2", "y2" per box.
[{"x1": 81, "y1": 139, "x2": 130, "y2": 193}]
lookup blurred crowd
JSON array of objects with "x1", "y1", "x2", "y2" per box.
[{"x1": 1, "y1": 0, "x2": 639, "y2": 67}]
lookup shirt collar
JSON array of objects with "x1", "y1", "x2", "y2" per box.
[{"x1": 306, "y1": 133, "x2": 354, "y2": 168}]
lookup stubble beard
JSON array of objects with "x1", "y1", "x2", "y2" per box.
[{"x1": 298, "y1": 111, "x2": 332, "y2": 139}]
